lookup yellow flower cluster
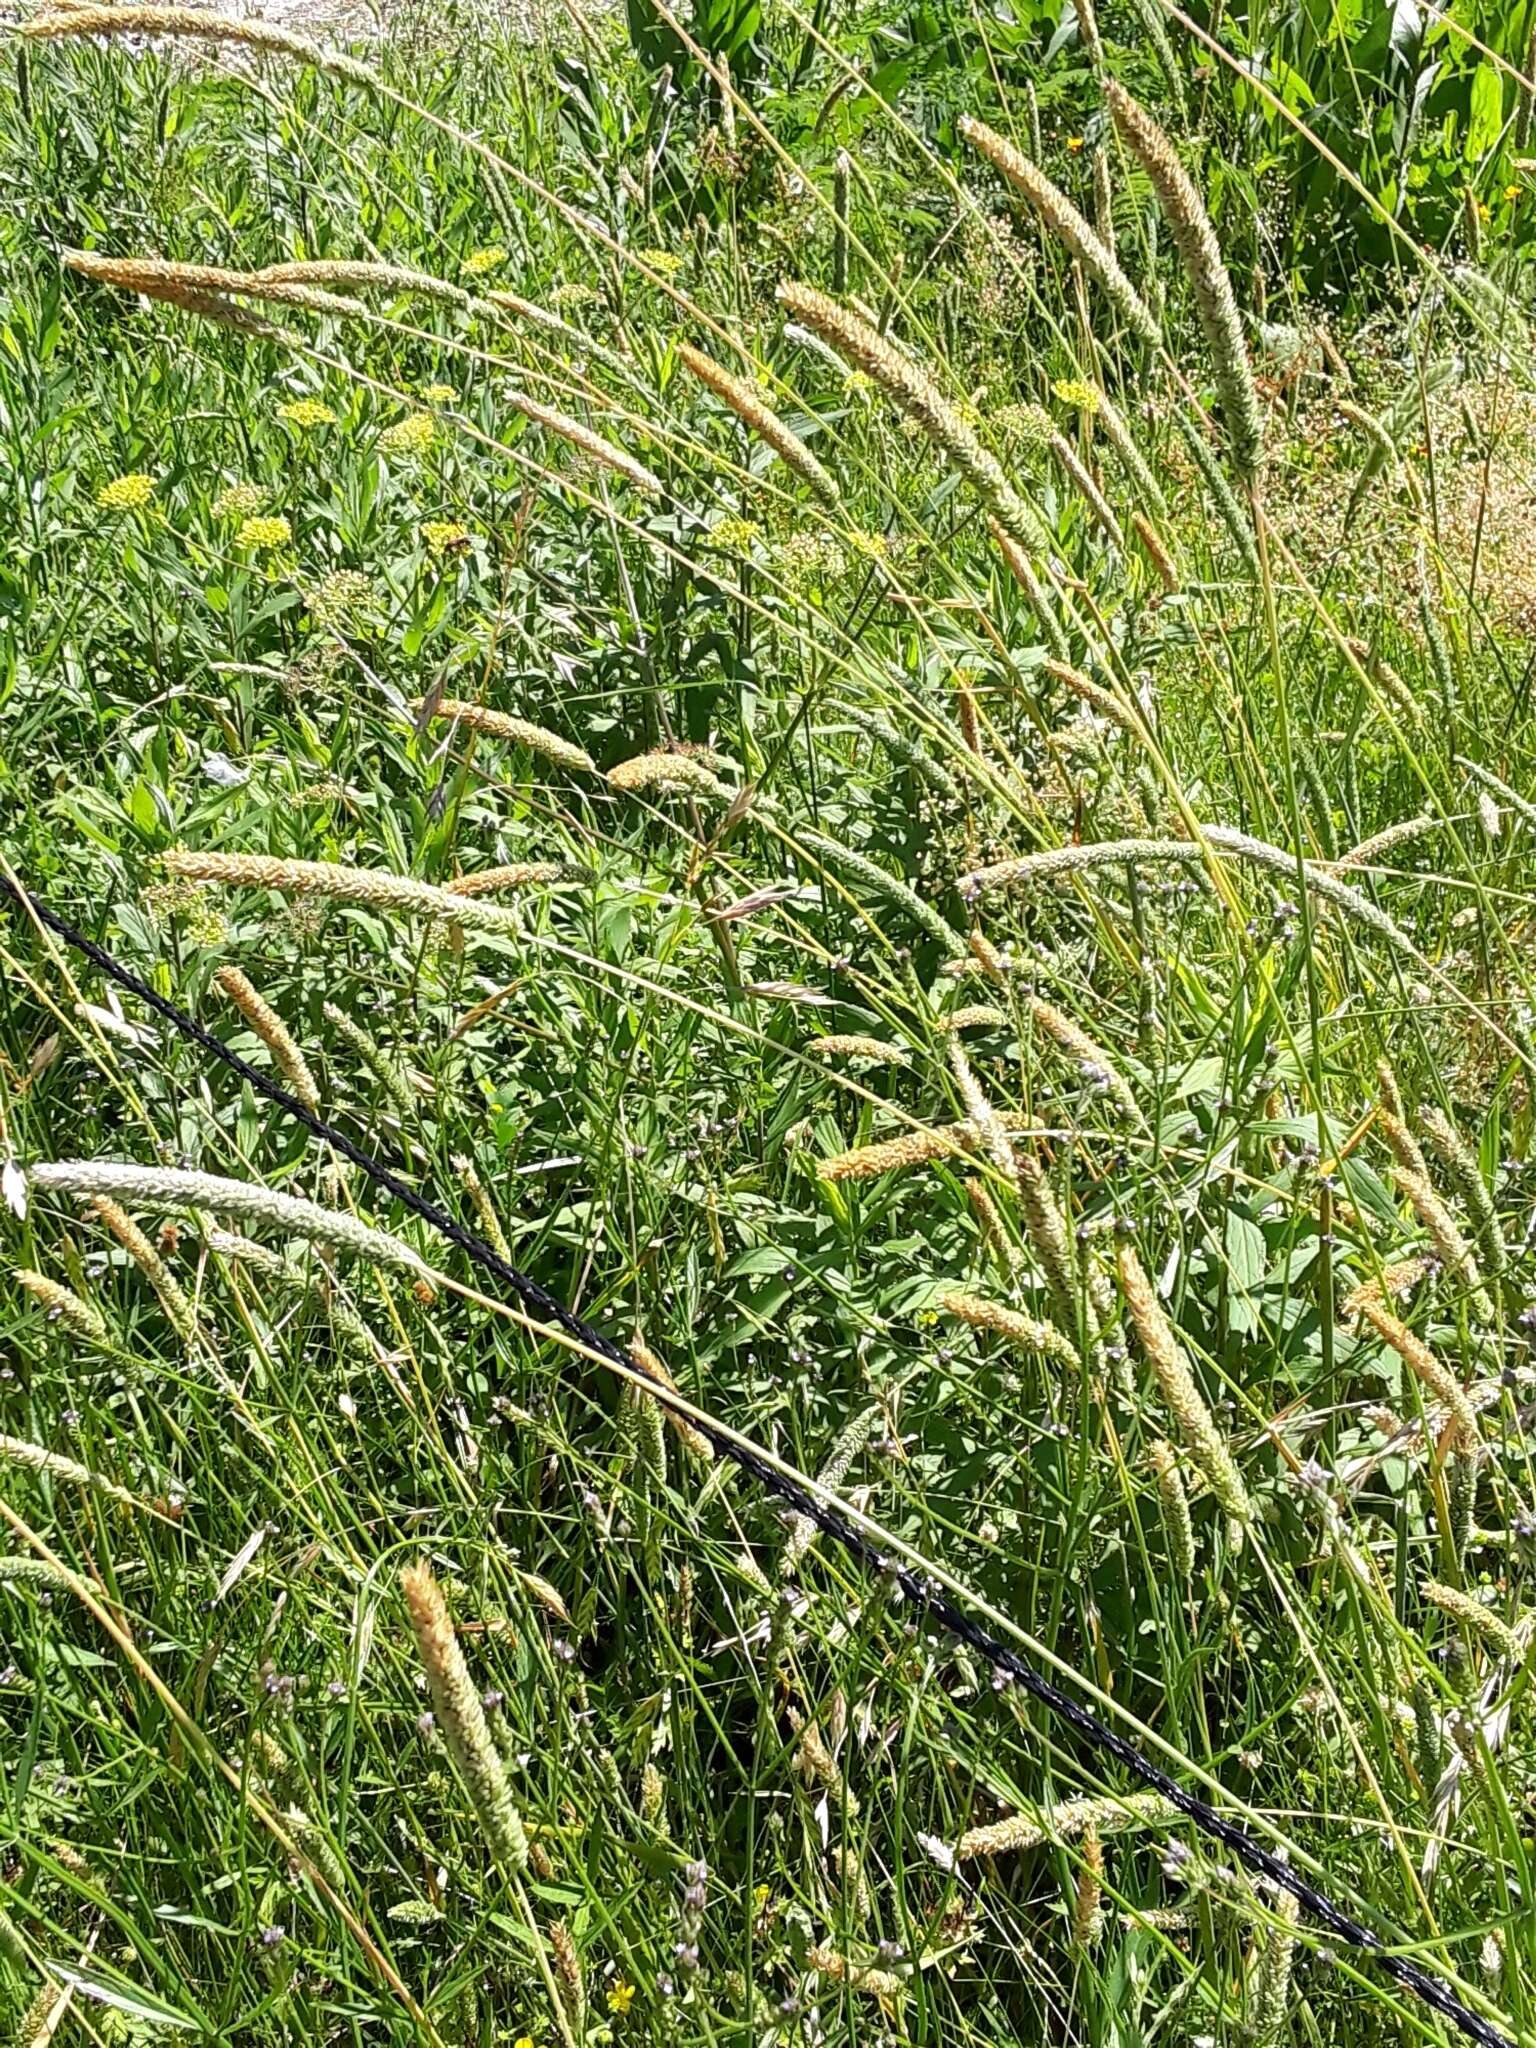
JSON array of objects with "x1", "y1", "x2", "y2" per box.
[
  {"x1": 712, "y1": 514, "x2": 763, "y2": 554},
  {"x1": 1052, "y1": 378, "x2": 1099, "y2": 412},
  {"x1": 96, "y1": 471, "x2": 157, "y2": 511},
  {"x1": 276, "y1": 397, "x2": 336, "y2": 428},
  {"x1": 420, "y1": 383, "x2": 457, "y2": 404},
  {"x1": 306, "y1": 568, "x2": 374, "y2": 627},
  {"x1": 212, "y1": 481, "x2": 265, "y2": 520},
  {"x1": 636, "y1": 247, "x2": 683, "y2": 277},
  {"x1": 236, "y1": 514, "x2": 292, "y2": 550},
  {"x1": 462, "y1": 245, "x2": 508, "y2": 277},
  {"x1": 422, "y1": 520, "x2": 471, "y2": 557},
  {"x1": 380, "y1": 413, "x2": 435, "y2": 456}
]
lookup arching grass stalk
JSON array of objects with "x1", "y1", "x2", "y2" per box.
[
  {"x1": 164, "y1": 851, "x2": 524, "y2": 936},
  {"x1": 423, "y1": 698, "x2": 595, "y2": 774}
]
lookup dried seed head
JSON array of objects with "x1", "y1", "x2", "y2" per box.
[
  {"x1": 816, "y1": 1126, "x2": 970, "y2": 1182},
  {"x1": 1351, "y1": 1298, "x2": 1479, "y2": 1447},
  {"x1": 12, "y1": 1267, "x2": 107, "y2": 1343},
  {"x1": 215, "y1": 965, "x2": 321, "y2": 1116},
  {"x1": 630, "y1": 1335, "x2": 715, "y2": 1467},
  {"x1": 166, "y1": 849, "x2": 523, "y2": 936},
  {"x1": 677, "y1": 342, "x2": 837, "y2": 500},
  {"x1": 400, "y1": 1562, "x2": 528, "y2": 1871},
  {"x1": 938, "y1": 1289, "x2": 1080, "y2": 1369},
  {"x1": 1103, "y1": 81, "x2": 1262, "y2": 479},
  {"x1": 89, "y1": 1195, "x2": 198, "y2": 1344},
  {"x1": 424, "y1": 697, "x2": 595, "y2": 774},
  {"x1": 1118, "y1": 1243, "x2": 1252, "y2": 1532}
]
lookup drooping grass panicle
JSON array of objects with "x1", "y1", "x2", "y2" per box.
[
  {"x1": 1329, "y1": 815, "x2": 1443, "y2": 871},
  {"x1": 501, "y1": 385, "x2": 663, "y2": 496},
  {"x1": 1416, "y1": 1105, "x2": 1505, "y2": 1278},
  {"x1": 89, "y1": 1196, "x2": 199, "y2": 1344},
  {"x1": 1044, "y1": 657, "x2": 1148, "y2": 741},
  {"x1": 608, "y1": 750, "x2": 733, "y2": 800},
  {"x1": 816, "y1": 1125, "x2": 971, "y2": 1182},
  {"x1": 323, "y1": 1000, "x2": 416, "y2": 1119},
  {"x1": 164, "y1": 850, "x2": 523, "y2": 935},
  {"x1": 775, "y1": 280, "x2": 1047, "y2": 558},
  {"x1": 30, "y1": 1162, "x2": 436, "y2": 1295},
  {"x1": 215, "y1": 965, "x2": 322, "y2": 1116},
  {"x1": 630, "y1": 1334, "x2": 715, "y2": 1466},
  {"x1": 1103, "y1": 81, "x2": 1263, "y2": 480},
  {"x1": 1350, "y1": 1298, "x2": 1479, "y2": 1447},
  {"x1": 676, "y1": 342, "x2": 837, "y2": 501},
  {"x1": 957, "y1": 117, "x2": 1162, "y2": 348},
  {"x1": 453, "y1": 1154, "x2": 512, "y2": 1263},
  {"x1": 423, "y1": 697, "x2": 596, "y2": 774},
  {"x1": 925, "y1": 1790, "x2": 1177, "y2": 1868},
  {"x1": 1421, "y1": 1580, "x2": 1521, "y2": 1663},
  {"x1": 1117, "y1": 1241, "x2": 1252, "y2": 1531},
  {"x1": 400, "y1": 1562, "x2": 529, "y2": 1870},
  {"x1": 801, "y1": 828, "x2": 966, "y2": 958},
  {"x1": 781, "y1": 1404, "x2": 881, "y2": 1573},
  {"x1": 938, "y1": 1289, "x2": 1080, "y2": 1369},
  {"x1": 12, "y1": 1267, "x2": 108, "y2": 1344}
]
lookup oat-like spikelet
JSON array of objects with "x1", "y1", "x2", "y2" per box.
[
  {"x1": 323, "y1": 1001, "x2": 415, "y2": 1118},
  {"x1": 1044, "y1": 657, "x2": 1147, "y2": 741},
  {"x1": 90, "y1": 1196, "x2": 198, "y2": 1344},
  {"x1": 549, "y1": 1920, "x2": 585, "y2": 2035},
  {"x1": 1117, "y1": 1243, "x2": 1252, "y2": 1531},
  {"x1": 12, "y1": 1982, "x2": 61, "y2": 2048},
  {"x1": 938, "y1": 1290, "x2": 1080, "y2": 1369},
  {"x1": 1417, "y1": 1106, "x2": 1506, "y2": 1280},
  {"x1": 776, "y1": 280, "x2": 1047, "y2": 557},
  {"x1": 24, "y1": 6, "x2": 375, "y2": 83},
  {"x1": 816, "y1": 1126, "x2": 971, "y2": 1181},
  {"x1": 782, "y1": 1405, "x2": 881, "y2": 1574},
  {"x1": 1027, "y1": 997, "x2": 1143, "y2": 1127},
  {"x1": 1102, "y1": 82, "x2": 1262, "y2": 479},
  {"x1": 677, "y1": 342, "x2": 837, "y2": 501},
  {"x1": 1149, "y1": 1440, "x2": 1196, "y2": 1579},
  {"x1": 1073, "y1": 1823, "x2": 1105, "y2": 1946},
  {"x1": 793, "y1": 1714, "x2": 859, "y2": 1813},
  {"x1": 806, "y1": 1947, "x2": 905, "y2": 1997},
  {"x1": 444, "y1": 864, "x2": 585, "y2": 895},
  {"x1": 608, "y1": 750, "x2": 733, "y2": 799},
  {"x1": 165, "y1": 849, "x2": 523, "y2": 936},
  {"x1": 424, "y1": 698, "x2": 596, "y2": 774},
  {"x1": 809, "y1": 1034, "x2": 909, "y2": 1063},
  {"x1": 400, "y1": 1562, "x2": 529, "y2": 1871},
  {"x1": 624, "y1": 1376, "x2": 668, "y2": 1486},
  {"x1": 31, "y1": 1162, "x2": 435, "y2": 1294},
  {"x1": 1351, "y1": 1298, "x2": 1479, "y2": 1447},
  {"x1": 12, "y1": 1268, "x2": 107, "y2": 1344},
  {"x1": 802, "y1": 829, "x2": 967, "y2": 957},
  {"x1": 1393, "y1": 1168, "x2": 1493, "y2": 1320},
  {"x1": 215, "y1": 965, "x2": 321, "y2": 1116},
  {"x1": 631, "y1": 1334, "x2": 715, "y2": 1466},
  {"x1": 958, "y1": 117, "x2": 1161, "y2": 346},
  {"x1": 929, "y1": 1790, "x2": 1176, "y2": 1867},
  {"x1": 453, "y1": 1154, "x2": 511, "y2": 1262},
  {"x1": 1247, "y1": 1888, "x2": 1300, "y2": 2048},
  {"x1": 640, "y1": 1761, "x2": 666, "y2": 1826},
  {"x1": 1421, "y1": 1580, "x2": 1520, "y2": 1662}
]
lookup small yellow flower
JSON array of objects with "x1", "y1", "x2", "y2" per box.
[
  {"x1": 236, "y1": 514, "x2": 292, "y2": 550},
  {"x1": 422, "y1": 520, "x2": 472, "y2": 557},
  {"x1": 1506, "y1": 184, "x2": 1523, "y2": 202},
  {"x1": 606, "y1": 1980, "x2": 635, "y2": 2016},
  {"x1": 712, "y1": 513, "x2": 762, "y2": 554},
  {"x1": 1477, "y1": 201, "x2": 1491, "y2": 221},
  {"x1": 513, "y1": 2037, "x2": 539, "y2": 2048},
  {"x1": 380, "y1": 413, "x2": 435, "y2": 457},
  {"x1": 636, "y1": 247, "x2": 684, "y2": 278},
  {"x1": 420, "y1": 384, "x2": 458, "y2": 405},
  {"x1": 212, "y1": 481, "x2": 265, "y2": 521},
  {"x1": 1051, "y1": 377, "x2": 1099, "y2": 413},
  {"x1": 462, "y1": 245, "x2": 508, "y2": 277},
  {"x1": 276, "y1": 398, "x2": 337, "y2": 428},
  {"x1": 1066, "y1": 135, "x2": 1085, "y2": 152},
  {"x1": 96, "y1": 471, "x2": 157, "y2": 511}
]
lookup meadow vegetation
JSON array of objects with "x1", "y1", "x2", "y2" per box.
[{"x1": 2, "y1": 0, "x2": 1536, "y2": 2041}]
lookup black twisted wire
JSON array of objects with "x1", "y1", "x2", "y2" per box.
[{"x1": 1, "y1": 872, "x2": 1514, "y2": 2048}]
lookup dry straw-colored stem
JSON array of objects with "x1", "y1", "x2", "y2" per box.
[
  {"x1": 215, "y1": 965, "x2": 321, "y2": 1116},
  {"x1": 1103, "y1": 81, "x2": 1262, "y2": 479},
  {"x1": 424, "y1": 698, "x2": 596, "y2": 774},
  {"x1": 776, "y1": 280, "x2": 1047, "y2": 559},
  {"x1": 30, "y1": 1162, "x2": 436, "y2": 1296},
  {"x1": 400, "y1": 1562, "x2": 529, "y2": 1870},
  {"x1": 958, "y1": 116, "x2": 1161, "y2": 347},
  {"x1": 677, "y1": 342, "x2": 837, "y2": 501},
  {"x1": 1118, "y1": 1242, "x2": 1251, "y2": 1531},
  {"x1": 164, "y1": 849, "x2": 523, "y2": 936}
]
